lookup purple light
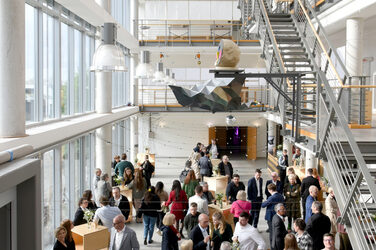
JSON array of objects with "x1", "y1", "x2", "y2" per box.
[{"x1": 235, "y1": 127, "x2": 239, "y2": 136}]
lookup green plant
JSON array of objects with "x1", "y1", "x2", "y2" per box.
[
  {"x1": 114, "y1": 175, "x2": 123, "y2": 186},
  {"x1": 83, "y1": 210, "x2": 94, "y2": 223},
  {"x1": 216, "y1": 192, "x2": 224, "y2": 208}
]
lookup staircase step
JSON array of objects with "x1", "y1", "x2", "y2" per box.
[
  {"x1": 267, "y1": 13, "x2": 291, "y2": 18},
  {"x1": 269, "y1": 17, "x2": 293, "y2": 22},
  {"x1": 281, "y1": 52, "x2": 307, "y2": 56},
  {"x1": 271, "y1": 23, "x2": 295, "y2": 26},
  {"x1": 274, "y1": 31, "x2": 299, "y2": 35},
  {"x1": 285, "y1": 64, "x2": 314, "y2": 68},
  {"x1": 277, "y1": 40, "x2": 303, "y2": 44},
  {"x1": 275, "y1": 37, "x2": 301, "y2": 42},
  {"x1": 283, "y1": 58, "x2": 310, "y2": 63}
]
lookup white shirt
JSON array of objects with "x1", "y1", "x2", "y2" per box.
[
  {"x1": 233, "y1": 222, "x2": 266, "y2": 250},
  {"x1": 93, "y1": 205, "x2": 122, "y2": 231},
  {"x1": 256, "y1": 178, "x2": 261, "y2": 197},
  {"x1": 189, "y1": 195, "x2": 209, "y2": 215},
  {"x1": 114, "y1": 226, "x2": 126, "y2": 250},
  {"x1": 199, "y1": 224, "x2": 210, "y2": 250},
  {"x1": 114, "y1": 195, "x2": 122, "y2": 207},
  {"x1": 210, "y1": 145, "x2": 218, "y2": 158}
]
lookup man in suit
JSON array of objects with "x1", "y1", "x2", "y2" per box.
[
  {"x1": 271, "y1": 203, "x2": 288, "y2": 250},
  {"x1": 109, "y1": 187, "x2": 130, "y2": 221},
  {"x1": 190, "y1": 213, "x2": 210, "y2": 250},
  {"x1": 306, "y1": 201, "x2": 331, "y2": 250},
  {"x1": 278, "y1": 149, "x2": 289, "y2": 185},
  {"x1": 218, "y1": 155, "x2": 233, "y2": 183},
  {"x1": 305, "y1": 185, "x2": 319, "y2": 223},
  {"x1": 265, "y1": 172, "x2": 283, "y2": 198},
  {"x1": 140, "y1": 155, "x2": 154, "y2": 188},
  {"x1": 261, "y1": 183, "x2": 284, "y2": 246},
  {"x1": 109, "y1": 214, "x2": 140, "y2": 250},
  {"x1": 247, "y1": 169, "x2": 263, "y2": 228},
  {"x1": 73, "y1": 198, "x2": 89, "y2": 226},
  {"x1": 301, "y1": 168, "x2": 321, "y2": 220},
  {"x1": 226, "y1": 174, "x2": 245, "y2": 204}
]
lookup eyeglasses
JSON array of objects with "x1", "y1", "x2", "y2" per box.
[{"x1": 113, "y1": 221, "x2": 124, "y2": 226}]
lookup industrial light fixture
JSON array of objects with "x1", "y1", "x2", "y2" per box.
[
  {"x1": 90, "y1": 23, "x2": 127, "y2": 72},
  {"x1": 164, "y1": 68, "x2": 171, "y2": 83},
  {"x1": 135, "y1": 51, "x2": 154, "y2": 79},
  {"x1": 226, "y1": 115, "x2": 236, "y2": 126},
  {"x1": 169, "y1": 73, "x2": 177, "y2": 85},
  {"x1": 152, "y1": 62, "x2": 165, "y2": 82}
]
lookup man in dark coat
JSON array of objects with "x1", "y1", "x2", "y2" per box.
[
  {"x1": 226, "y1": 174, "x2": 245, "y2": 204},
  {"x1": 265, "y1": 172, "x2": 283, "y2": 198},
  {"x1": 199, "y1": 151, "x2": 212, "y2": 178},
  {"x1": 278, "y1": 149, "x2": 289, "y2": 185},
  {"x1": 247, "y1": 169, "x2": 263, "y2": 228},
  {"x1": 140, "y1": 155, "x2": 154, "y2": 188},
  {"x1": 190, "y1": 214, "x2": 210, "y2": 250},
  {"x1": 271, "y1": 203, "x2": 288, "y2": 250},
  {"x1": 109, "y1": 186, "x2": 130, "y2": 221},
  {"x1": 301, "y1": 168, "x2": 321, "y2": 220},
  {"x1": 306, "y1": 201, "x2": 331, "y2": 250},
  {"x1": 218, "y1": 155, "x2": 233, "y2": 183}
]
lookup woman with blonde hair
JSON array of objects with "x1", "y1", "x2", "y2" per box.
[
  {"x1": 325, "y1": 187, "x2": 339, "y2": 236},
  {"x1": 128, "y1": 169, "x2": 147, "y2": 223},
  {"x1": 161, "y1": 213, "x2": 180, "y2": 250},
  {"x1": 123, "y1": 167, "x2": 134, "y2": 185},
  {"x1": 284, "y1": 233, "x2": 299, "y2": 250},
  {"x1": 60, "y1": 219, "x2": 75, "y2": 250},
  {"x1": 183, "y1": 170, "x2": 199, "y2": 198},
  {"x1": 212, "y1": 212, "x2": 233, "y2": 250},
  {"x1": 180, "y1": 239, "x2": 193, "y2": 250},
  {"x1": 230, "y1": 190, "x2": 251, "y2": 225},
  {"x1": 53, "y1": 226, "x2": 68, "y2": 250}
]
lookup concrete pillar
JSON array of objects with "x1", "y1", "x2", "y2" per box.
[
  {"x1": 283, "y1": 138, "x2": 293, "y2": 166},
  {"x1": 130, "y1": 116, "x2": 139, "y2": 164},
  {"x1": 305, "y1": 151, "x2": 318, "y2": 174},
  {"x1": 346, "y1": 18, "x2": 364, "y2": 80},
  {"x1": 267, "y1": 120, "x2": 276, "y2": 154},
  {"x1": 130, "y1": 0, "x2": 139, "y2": 39},
  {"x1": 0, "y1": 0, "x2": 26, "y2": 137},
  {"x1": 94, "y1": 0, "x2": 112, "y2": 176}
]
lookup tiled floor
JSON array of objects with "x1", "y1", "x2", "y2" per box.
[{"x1": 126, "y1": 156, "x2": 272, "y2": 249}]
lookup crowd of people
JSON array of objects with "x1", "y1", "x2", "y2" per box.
[{"x1": 52, "y1": 143, "x2": 351, "y2": 250}]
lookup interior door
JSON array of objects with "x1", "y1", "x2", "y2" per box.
[
  {"x1": 247, "y1": 127, "x2": 257, "y2": 160},
  {"x1": 208, "y1": 127, "x2": 216, "y2": 145},
  {"x1": 0, "y1": 188, "x2": 17, "y2": 250}
]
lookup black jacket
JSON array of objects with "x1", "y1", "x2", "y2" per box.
[
  {"x1": 218, "y1": 162, "x2": 233, "y2": 178},
  {"x1": 190, "y1": 225, "x2": 210, "y2": 250},
  {"x1": 247, "y1": 177, "x2": 263, "y2": 201},
  {"x1": 161, "y1": 225, "x2": 179, "y2": 250},
  {"x1": 271, "y1": 214, "x2": 287, "y2": 250},
  {"x1": 212, "y1": 223, "x2": 233, "y2": 250},
  {"x1": 226, "y1": 181, "x2": 245, "y2": 203},
  {"x1": 306, "y1": 212, "x2": 331, "y2": 250},
  {"x1": 139, "y1": 194, "x2": 161, "y2": 217},
  {"x1": 284, "y1": 174, "x2": 302, "y2": 186},
  {"x1": 141, "y1": 160, "x2": 155, "y2": 180},
  {"x1": 109, "y1": 195, "x2": 131, "y2": 220},
  {"x1": 301, "y1": 176, "x2": 321, "y2": 201},
  {"x1": 73, "y1": 207, "x2": 86, "y2": 226}
]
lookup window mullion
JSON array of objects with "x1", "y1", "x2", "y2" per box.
[{"x1": 54, "y1": 16, "x2": 61, "y2": 119}]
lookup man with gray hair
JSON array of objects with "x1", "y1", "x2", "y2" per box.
[
  {"x1": 220, "y1": 241, "x2": 232, "y2": 250},
  {"x1": 305, "y1": 185, "x2": 319, "y2": 222},
  {"x1": 109, "y1": 214, "x2": 140, "y2": 250},
  {"x1": 271, "y1": 203, "x2": 287, "y2": 250},
  {"x1": 306, "y1": 201, "x2": 331, "y2": 250}
]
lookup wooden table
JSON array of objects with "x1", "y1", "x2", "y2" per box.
[
  {"x1": 208, "y1": 204, "x2": 234, "y2": 230},
  {"x1": 118, "y1": 186, "x2": 133, "y2": 222},
  {"x1": 204, "y1": 176, "x2": 228, "y2": 197},
  {"x1": 71, "y1": 223, "x2": 110, "y2": 250}
]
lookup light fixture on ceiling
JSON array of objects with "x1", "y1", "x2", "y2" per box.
[
  {"x1": 135, "y1": 51, "x2": 154, "y2": 79},
  {"x1": 169, "y1": 72, "x2": 177, "y2": 85},
  {"x1": 152, "y1": 62, "x2": 165, "y2": 82},
  {"x1": 164, "y1": 68, "x2": 171, "y2": 83},
  {"x1": 226, "y1": 115, "x2": 236, "y2": 126},
  {"x1": 90, "y1": 23, "x2": 127, "y2": 72}
]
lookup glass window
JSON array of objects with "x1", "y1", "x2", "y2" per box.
[
  {"x1": 42, "y1": 150, "x2": 54, "y2": 249},
  {"x1": 60, "y1": 144, "x2": 69, "y2": 220},
  {"x1": 73, "y1": 140, "x2": 81, "y2": 209},
  {"x1": 61, "y1": 23, "x2": 69, "y2": 116},
  {"x1": 74, "y1": 29, "x2": 82, "y2": 114},
  {"x1": 84, "y1": 35, "x2": 94, "y2": 112}
]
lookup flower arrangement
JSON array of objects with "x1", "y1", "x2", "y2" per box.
[
  {"x1": 216, "y1": 192, "x2": 224, "y2": 208},
  {"x1": 83, "y1": 210, "x2": 94, "y2": 228},
  {"x1": 114, "y1": 175, "x2": 123, "y2": 186}
]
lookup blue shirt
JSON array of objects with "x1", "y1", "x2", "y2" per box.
[{"x1": 305, "y1": 195, "x2": 315, "y2": 223}]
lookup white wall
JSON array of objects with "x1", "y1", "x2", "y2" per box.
[{"x1": 138, "y1": 112, "x2": 267, "y2": 158}]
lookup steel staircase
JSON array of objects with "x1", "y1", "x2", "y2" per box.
[{"x1": 241, "y1": 0, "x2": 376, "y2": 248}]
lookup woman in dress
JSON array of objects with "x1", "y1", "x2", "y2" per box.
[
  {"x1": 211, "y1": 212, "x2": 233, "y2": 250},
  {"x1": 60, "y1": 219, "x2": 75, "y2": 250},
  {"x1": 183, "y1": 170, "x2": 199, "y2": 199},
  {"x1": 230, "y1": 190, "x2": 252, "y2": 225},
  {"x1": 161, "y1": 213, "x2": 180, "y2": 250},
  {"x1": 128, "y1": 169, "x2": 147, "y2": 223},
  {"x1": 284, "y1": 174, "x2": 301, "y2": 230},
  {"x1": 156, "y1": 181, "x2": 169, "y2": 235}
]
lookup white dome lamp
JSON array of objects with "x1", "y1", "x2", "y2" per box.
[
  {"x1": 135, "y1": 51, "x2": 154, "y2": 79},
  {"x1": 226, "y1": 115, "x2": 236, "y2": 126},
  {"x1": 152, "y1": 62, "x2": 165, "y2": 82},
  {"x1": 90, "y1": 23, "x2": 127, "y2": 72}
]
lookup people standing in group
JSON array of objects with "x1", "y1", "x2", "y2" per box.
[
  {"x1": 163, "y1": 180, "x2": 188, "y2": 238},
  {"x1": 183, "y1": 170, "x2": 200, "y2": 199},
  {"x1": 184, "y1": 202, "x2": 201, "y2": 237},
  {"x1": 271, "y1": 203, "x2": 288, "y2": 250},
  {"x1": 230, "y1": 190, "x2": 252, "y2": 225},
  {"x1": 109, "y1": 214, "x2": 140, "y2": 250},
  {"x1": 211, "y1": 212, "x2": 233, "y2": 250},
  {"x1": 284, "y1": 174, "x2": 301, "y2": 230},
  {"x1": 265, "y1": 172, "x2": 283, "y2": 199},
  {"x1": 199, "y1": 151, "x2": 213, "y2": 179},
  {"x1": 188, "y1": 185, "x2": 209, "y2": 215},
  {"x1": 293, "y1": 218, "x2": 313, "y2": 250},
  {"x1": 278, "y1": 149, "x2": 289, "y2": 185},
  {"x1": 161, "y1": 213, "x2": 181, "y2": 250},
  {"x1": 123, "y1": 167, "x2": 134, "y2": 186},
  {"x1": 306, "y1": 201, "x2": 331, "y2": 250},
  {"x1": 325, "y1": 187, "x2": 339, "y2": 237},
  {"x1": 93, "y1": 196, "x2": 122, "y2": 230},
  {"x1": 53, "y1": 227, "x2": 69, "y2": 250},
  {"x1": 301, "y1": 168, "x2": 321, "y2": 220},
  {"x1": 97, "y1": 173, "x2": 112, "y2": 200},
  {"x1": 261, "y1": 183, "x2": 284, "y2": 246},
  {"x1": 60, "y1": 219, "x2": 75, "y2": 250},
  {"x1": 247, "y1": 169, "x2": 263, "y2": 228},
  {"x1": 305, "y1": 185, "x2": 319, "y2": 222},
  {"x1": 226, "y1": 174, "x2": 245, "y2": 204},
  {"x1": 139, "y1": 186, "x2": 161, "y2": 245},
  {"x1": 128, "y1": 169, "x2": 147, "y2": 223},
  {"x1": 189, "y1": 214, "x2": 211, "y2": 250},
  {"x1": 202, "y1": 182, "x2": 215, "y2": 204},
  {"x1": 284, "y1": 233, "x2": 300, "y2": 250},
  {"x1": 109, "y1": 186, "x2": 130, "y2": 221},
  {"x1": 218, "y1": 155, "x2": 233, "y2": 183},
  {"x1": 82, "y1": 190, "x2": 97, "y2": 210},
  {"x1": 73, "y1": 198, "x2": 89, "y2": 226},
  {"x1": 207, "y1": 139, "x2": 220, "y2": 159},
  {"x1": 156, "y1": 181, "x2": 169, "y2": 235},
  {"x1": 140, "y1": 154, "x2": 155, "y2": 188},
  {"x1": 232, "y1": 212, "x2": 266, "y2": 250},
  {"x1": 115, "y1": 153, "x2": 135, "y2": 177}
]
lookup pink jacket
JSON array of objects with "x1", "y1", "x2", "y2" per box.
[{"x1": 230, "y1": 200, "x2": 252, "y2": 218}]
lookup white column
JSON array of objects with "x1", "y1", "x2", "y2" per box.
[
  {"x1": 130, "y1": 116, "x2": 139, "y2": 164},
  {"x1": 305, "y1": 151, "x2": 318, "y2": 173},
  {"x1": 94, "y1": 0, "x2": 112, "y2": 176},
  {"x1": 130, "y1": 54, "x2": 139, "y2": 106},
  {"x1": 0, "y1": 0, "x2": 26, "y2": 137},
  {"x1": 346, "y1": 18, "x2": 364, "y2": 80},
  {"x1": 283, "y1": 138, "x2": 293, "y2": 166},
  {"x1": 267, "y1": 120, "x2": 276, "y2": 154},
  {"x1": 130, "y1": 0, "x2": 139, "y2": 39}
]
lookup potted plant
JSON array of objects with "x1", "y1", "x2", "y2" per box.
[
  {"x1": 114, "y1": 175, "x2": 123, "y2": 186},
  {"x1": 216, "y1": 192, "x2": 224, "y2": 209},
  {"x1": 83, "y1": 210, "x2": 94, "y2": 229}
]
